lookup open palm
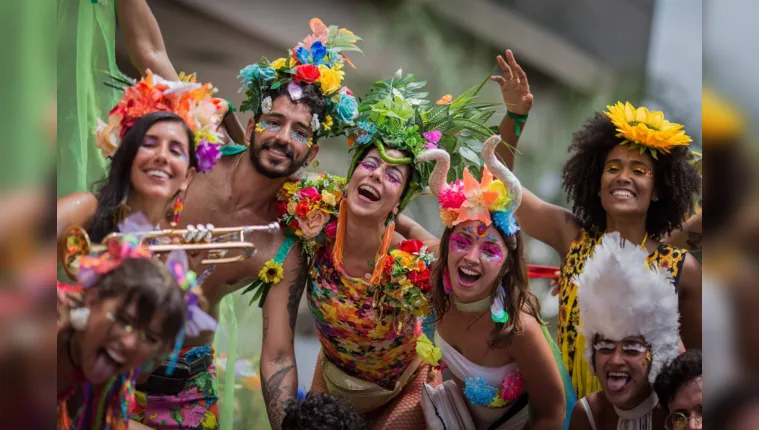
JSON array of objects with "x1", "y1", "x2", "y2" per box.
[{"x1": 490, "y1": 49, "x2": 533, "y2": 115}]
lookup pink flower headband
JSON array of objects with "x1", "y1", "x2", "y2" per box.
[{"x1": 417, "y1": 135, "x2": 522, "y2": 235}]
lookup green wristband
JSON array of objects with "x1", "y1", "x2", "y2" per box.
[
  {"x1": 507, "y1": 111, "x2": 529, "y2": 136},
  {"x1": 224, "y1": 99, "x2": 236, "y2": 119}
]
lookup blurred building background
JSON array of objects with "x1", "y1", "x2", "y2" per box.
[{"x1": 112, "y1": 0, "x2": 702, "y2": 424}]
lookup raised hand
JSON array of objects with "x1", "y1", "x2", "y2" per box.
[{"x1": 490, "y1": 49, "x2": 533, "y2": 115}]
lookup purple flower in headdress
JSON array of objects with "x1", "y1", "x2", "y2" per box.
[
  {"x1": 195, "y1": 140, "x2": 221, "y2": 173},
  {"x1": 423, "y1": 130, "x2": 442, "y2": 150},
  {"x1": 287, "y1": 82, "x2": 304, "y2": 101},
  {"x1": 184, "y1": 302, "x2": 217, "y2": 337}
]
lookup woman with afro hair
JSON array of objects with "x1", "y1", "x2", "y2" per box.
[{"x1": 493, "y1": 56, "x2": 701, "y2": 400}]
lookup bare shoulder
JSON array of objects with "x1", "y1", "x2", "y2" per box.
[
  {"x1": 679, "y1": 252, "x2": 702, "y2": 290},
  {"x1": 569, "y1": 397, "x2": 592, "y2": 430}
]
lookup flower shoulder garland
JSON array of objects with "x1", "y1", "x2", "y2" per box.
[
  {"x1": 373, "y1": 239, "x2": 436, "y2": 320},
  {"x1": 238, "y1": 18, "x2": 361, "y2": 139},
  {"x1": 276, "y1": 172, "x2": 345, "y2": 258},
  {"x1": 345, "y1": 71, "x2": 507, "y2": 212},
  {"x1": 604, "y1": 101, "x2": 692, "y2": 159},
  {"x1": 96, "y1": 70, "x2": 227, "y2": 172}
]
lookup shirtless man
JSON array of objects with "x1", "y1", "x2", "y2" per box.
[{"x1": 133, "y1": 19, "x2": 362, "y2": 429}]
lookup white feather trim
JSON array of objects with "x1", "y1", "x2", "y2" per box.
[{"x1": 574, "y1": 232, "x2": 680, "y2": 384}]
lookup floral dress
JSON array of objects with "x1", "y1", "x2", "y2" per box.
[
  {"x1": 557, "y1": 229, "x2": 687, "y2": 398},
  {"x1": 307, "y1": 246, "x2": 423, "y2": 389}
]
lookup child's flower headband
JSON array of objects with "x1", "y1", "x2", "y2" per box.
[
  {"x1": 95, "y1": 70, "x2": 227, "y2": 173},
  {"x1": 418, "y1": 135, "x2": 522, "y2": 236}
]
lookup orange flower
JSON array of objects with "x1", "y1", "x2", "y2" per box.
[{"x1": 436, "y1": 94, "x2": 452, "y2": 105}]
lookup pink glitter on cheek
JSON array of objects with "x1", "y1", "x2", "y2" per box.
[{"x1": 450, "y1": 234, "x2": 470, "y2": 253}]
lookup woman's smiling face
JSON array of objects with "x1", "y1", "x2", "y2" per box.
[{"x1": 445, "y1": 221, "x2": 509, "y2": 303}]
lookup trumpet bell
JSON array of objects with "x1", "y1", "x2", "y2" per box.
[{"x1": 58, "y1": 226, "x2": 93, "y2": 280}]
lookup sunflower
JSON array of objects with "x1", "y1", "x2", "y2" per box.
[
  {"x1": 258, "y1": 259, "x2": 284, "y2": 284},
  {"x1": 604, "y1": 102, "x2": 692, "y2": 158}
]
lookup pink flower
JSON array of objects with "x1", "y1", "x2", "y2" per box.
[
  {"x1": 297, "y1": 187, "x2": 321, "y2": 201},
  {"x1": 298, "y1": 210, "x2": 330, "y2": 239},
  {"x1": 438, "y1": 180, "x2": 466, "y2": 210},
  {"x1": 499, "y1": 369, "x2": 524, "y2": 403},
  {"x1": 423, "y1": 130, "x2": 442, "y2": 144},
  {"x1": 324, "y1": 220, "x2": 338, "y2": 238},
  {"x1": 424, "y1": 141, "x2": 437, "y2": 150}
]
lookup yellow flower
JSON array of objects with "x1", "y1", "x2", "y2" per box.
[
  {"x1": 333, "y1": 60, "x2": 344, "y2": 71},
  {"x1": 416, "y1": 333, "x2": 442, "y2": 366},
  {"x1": 287, "y1": 201, "x2": 298, "y2": 215},
  {"x1": 489, "y1": 395, "x2": 508, "y2": 408},
  {"x1": 317, "y1": 65, "x2": 344, "y2": 95},
  {"x1": 255, "y1": 123, "x2": 265, "y2": 133},
  {"x1": 200, "y1": 410, "x2": 218, "y2": 429},
  {"x1": 270, "y1": 57, "x2": 287, "y2": 70},
  {"x1": 258, "y1": 259, "x2": 284, "y2": 284},
  {"x1": 289, "y1": 57, "x2": 298, "y2": 68},
  {"x1": 194, "y1": 129, "x2": 220, "y2": 145},
  {"x1": 322, "y1": 191, "x2": 337, "y2": 206},
  {"x1": 604, "y1": 102, "x2": 692, "y2": 154},
  {"x1": 322, "y1": 115, "x2": 334, "y2": 131},
  {"x1": 339, "y1": 28, "x2": 357, "y2": 44},
  {"x1": 487, "y1": 180, "x2": 511, "y2": 212}
]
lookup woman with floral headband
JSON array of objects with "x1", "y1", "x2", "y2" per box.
[
  {"x1": 497, "y1": 99, "x2": 702, "y2": 399},
  {"x1": 57, "y1": 224, "x2": 215, "y2": 429},
  {"x1": 274, "y1": 72, "x2": 498, "y2": 428},
  {"x1": 405, "y1": 136, "x2": 573, "y2": 430},
  {"x1": 57, "y1": 72, "x2": 227, "y2": 254}
]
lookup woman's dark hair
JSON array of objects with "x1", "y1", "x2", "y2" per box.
[
  {"x1": 705, "y1": 378, "x2": 759, "y2": 428},
  {"x1": 281, "y1": 392, "x2": 368, "y2": 430},
  {"x1": 430, "y1": 228, "x2": 541, "y2": 348},
  {"x1": 654, "y1": 349, "x2": 702, "y2": 412},
  {"x1": 561, "y1": 112, "x2": 701, "y2": 239},
  {"x1": 89, "y1": 112, "x2": 195, "y2": 242},
  {"x1": 252, "y1": 83, "x2": 328, "y2": 145},
  {"x1": 92, "y1": 258, "x2": 185, "y2": 343}
]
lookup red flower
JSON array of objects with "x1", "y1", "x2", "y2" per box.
[
  {"x1": 408, "y1": 270, "x2": 431, "y2": 292},
  {"x1": 294, "y1": 64, "x2": 320, "y2": 84},
  {"x1": 289, "y1": 219, "x2": 300, "y2": 230},
  {"x1": 296, "y1": 201, "x2": 311, "y2": 218},
  {"x1": 383, "y1": 256, "x2": 395, "y2": 275},
  {"x1": 275, "y1": 201, "x2": 288, "y2": 218},
  {"x1": 398, "y1": 239, "x2": 424, "y2": 255},
  {"x1": 324, "y1": 221, "x2": 338, "y2": 239}
]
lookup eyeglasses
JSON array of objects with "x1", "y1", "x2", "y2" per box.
[
  {"x1": 665, "y1": 410, "x2": 702, "y2": 430},
  {"x1": 106, "y1": 311, "x2": 164, "y2": 349}
]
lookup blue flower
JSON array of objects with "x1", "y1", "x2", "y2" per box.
[
  {"x1": 464, "y1": 377, "x2": 499, "y2": 406},
  {"x1": 326, "y1": 48, "x2": 342, "y2": 68},
  {"x1": 310, "y1": 41, "x2": 328, "y2": 66},
  {"x1": 493, "y1": 209, "x2": 520, "y2": 236},
  {"x1": 355, "y1": 121, "x2": 376, "y2": 144},
  {"x1": 238, "y1": 64, "x2": 260, "y2": 89},
  {"x1": 295, "y1": 46, "x2": 311, "y2": 65},
  {"x1": 258, "y1": 66, "x2": 276, "y2": 84},
  {"x1": 335, "y1": 94, "x2": 359, "y2": 125}
]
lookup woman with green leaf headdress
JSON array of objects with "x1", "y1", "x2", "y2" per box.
[{"x1": 291, "y1": 69, "x2": 501, "y2": 427}]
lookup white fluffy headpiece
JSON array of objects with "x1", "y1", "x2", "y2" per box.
[{"x1": 575, "y1": 232, "x2": 680, "y2": 384}]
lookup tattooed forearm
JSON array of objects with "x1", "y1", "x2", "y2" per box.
[
  {"x1": 263, "y1": 317, "x2": 269, "y2": 341},
  {"x1": 287, "y1": 254, "x2": 308, "y2": 332},
  {"x1": 261, "y1": 362, "x2": 296, "y2": 429}
]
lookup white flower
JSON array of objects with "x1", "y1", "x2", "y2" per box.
[
  {"x1": 310, "y1": 113, "x2": 320, "y2": 132},
  {"x1": 261, "y1": 96, "x2": 273, "y2": 114},
  {"x1": 93, "y1": 114, "x2": 123, "y2": 158}
]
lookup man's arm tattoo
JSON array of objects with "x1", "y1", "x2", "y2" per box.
[
  {"x1": 262, "y1": 316, "x2": 269, "y2": 341},
  {"x1": 262, "y1": 363, "x2": 296, "y2": 428},
  {"x1": 287, "y1": 254, "x2": 308, "y2": 332}
]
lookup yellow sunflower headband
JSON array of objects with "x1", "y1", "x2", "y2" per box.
[{"x1": 604, "y1": 101, "x2": 692, "y2": 159}]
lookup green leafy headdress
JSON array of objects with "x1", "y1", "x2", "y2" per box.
[{"x1": 345, "y1": 70, "x2": 502, "y2": 213}]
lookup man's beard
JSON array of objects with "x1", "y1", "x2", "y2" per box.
[{"x1": 249, "y1": 138, "x2": 308, "y2": 179}]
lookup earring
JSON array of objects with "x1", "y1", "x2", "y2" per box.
[
  {"x1": 443, "y1": 267, "x2": 453, "y2": 294},
  {"x1": 70, "y1": 307, "x2": 90, "y2": 331},
  {"x1": 490, "y1": 284, "x2": 509, "y2": 324},
  {"x1": 170, "y1": 194, "x2": 184, "y2": 227}
]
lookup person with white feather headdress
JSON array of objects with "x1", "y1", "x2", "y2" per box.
[{"x1": 569, "y1": 232, "x2": 681, "y2": 430}]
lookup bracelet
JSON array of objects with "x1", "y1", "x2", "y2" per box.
[
  {"x1": 507, "y1": 111, "x2": 529, "y2": 136},
  {"x1": 223, "y1": 99, "x2": 236, "y2": 119}
]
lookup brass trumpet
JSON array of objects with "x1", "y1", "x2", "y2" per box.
[{"x1": 59, "y1": 222, "x2": 280, "y2": 280}]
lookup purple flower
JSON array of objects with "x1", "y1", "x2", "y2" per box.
[
  {"x1": 287, "y1": 82, "x2": 304, "y2": 101},
  {"x1": 196, "y1": 140, "x2": 221, "y2": 173},
  {"x1": 423, "y1": 130, "x2": 442, "y2": 144}
]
